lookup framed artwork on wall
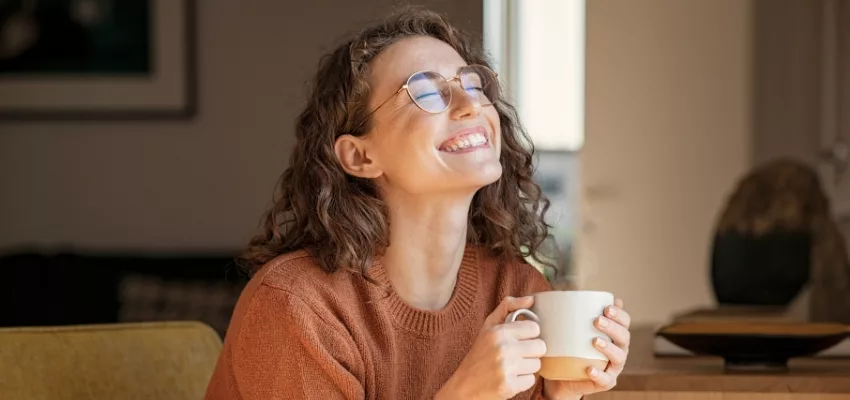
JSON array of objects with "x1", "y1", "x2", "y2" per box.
[{"x1": 0, "y1": 0, "x2": 196, "y2": 120}]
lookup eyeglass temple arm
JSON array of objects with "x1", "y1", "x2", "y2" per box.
[{"x1": 354, "y1": 86, "x2": 407, "y2": 130}]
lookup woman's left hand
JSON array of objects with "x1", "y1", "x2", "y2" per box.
[{"x1": 542, "y1": 298, "x2": 631, "y2": 400}]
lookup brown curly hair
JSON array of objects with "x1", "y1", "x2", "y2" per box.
[{"x1": 239, "y1": 6, "x2": 551, "y2": 277}]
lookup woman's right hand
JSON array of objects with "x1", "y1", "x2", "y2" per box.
[{"x1": 437, "y1": 296, "x2": 547, "y2": 400}]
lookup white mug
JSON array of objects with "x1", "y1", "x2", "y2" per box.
[{"x1": 505, "y1": 290, "x2": 614, "y2": 380}]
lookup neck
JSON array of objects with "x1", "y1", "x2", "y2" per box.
[{"x1": 380, "y1": 190, "x2": 474, "y2": 311}]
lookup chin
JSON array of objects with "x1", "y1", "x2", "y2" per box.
[{"x1": 468, "y1": 163, "x2": 503, "y2": 188}]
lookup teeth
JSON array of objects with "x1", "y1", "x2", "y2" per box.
[{"x1": 442, "y1": 132, "x2": 488, "y2": 152}]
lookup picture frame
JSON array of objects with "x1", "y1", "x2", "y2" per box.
[{"x1": 0, "y1": 0, "x2": 196, "y2": 120}]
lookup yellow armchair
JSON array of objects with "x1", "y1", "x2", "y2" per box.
[{"x1": 0, "y1": 321, "x2": 222, "y2": 400}]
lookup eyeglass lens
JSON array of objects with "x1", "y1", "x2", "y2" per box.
[{"x1": 406, "y1": 66, "x2": 498, "y2": 113}]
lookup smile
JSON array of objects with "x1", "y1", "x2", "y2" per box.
[{"x1": 438, "y1": 128, "x2": 491, "y2": 153}]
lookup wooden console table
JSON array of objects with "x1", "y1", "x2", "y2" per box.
[{"x1": 587, "y1": 326, "x2": 850, "y2": 400}]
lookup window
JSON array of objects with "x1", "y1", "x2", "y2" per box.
[
  {"x1": 484, "y1": 0, "x2": 585, "y2": 151},
  {"x1": 484, "y1": 0, "x2": 586, "y2": 284}
]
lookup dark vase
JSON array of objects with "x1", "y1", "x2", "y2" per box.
[{"x1": 710, "y1": 230, "x2": 811, "y2": 306}]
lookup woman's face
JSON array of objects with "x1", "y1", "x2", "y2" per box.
[{"x1": 342, "y1": 36, "x2": 503, "y2": 196}]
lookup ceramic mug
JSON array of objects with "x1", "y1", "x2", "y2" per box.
[{"x1": 505, "y1": 290, "x2": 614, "y2": 380}]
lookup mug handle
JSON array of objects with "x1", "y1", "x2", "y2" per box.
[{"x1": 505, "y1": 309, "x2": 540, "y2": 324}]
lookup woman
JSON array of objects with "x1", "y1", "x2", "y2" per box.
[{"x1": 205, "y1": 7, "x2": 630, "y2": 400}]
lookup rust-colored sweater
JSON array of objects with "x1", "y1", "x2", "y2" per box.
[{"x1": 205, "y1": 246, "x2": 551, "y2": 399}]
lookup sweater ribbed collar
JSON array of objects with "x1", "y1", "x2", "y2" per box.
[{"x1": 368, "y1": 245, "x2": 479, "y2": 337}]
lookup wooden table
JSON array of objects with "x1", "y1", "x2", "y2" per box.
[{"x1": 587, "y1": 326, "x2": 850, "y2": 400}]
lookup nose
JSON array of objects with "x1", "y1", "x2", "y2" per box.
[{"x1": 448, "y1": 82, "x2": 481, "y2": 121}]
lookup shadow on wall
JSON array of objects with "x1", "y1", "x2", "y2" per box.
[{"x1": 0, "y1": 248, "x2": 247, "y2": 337}]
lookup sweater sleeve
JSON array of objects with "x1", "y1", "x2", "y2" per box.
[
  {"x1": 231, "y1": 284, "x2": 365, "y2": 400},
  {"x1": 517, "y1": 262, "x2": 554, "y2": 296}
]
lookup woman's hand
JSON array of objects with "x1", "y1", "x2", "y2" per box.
[
  {"x1": 542, "y1": 298, "x2": 632, "y2": 400},
  {"x1": 437, "y1": 296, "x2": 546, "y2": 400}
]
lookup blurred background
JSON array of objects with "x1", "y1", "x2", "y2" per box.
[{"x1": 1, "y1": 0, "x2": 849, "y2": 335}]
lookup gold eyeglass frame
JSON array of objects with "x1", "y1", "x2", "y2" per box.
[{"x1": 354, "y1": 64, "x2": 499, "y2": 130}]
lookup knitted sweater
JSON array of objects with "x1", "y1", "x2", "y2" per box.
[{"x1": 204, "y1": 246, "x2": 551, "y2": 399}]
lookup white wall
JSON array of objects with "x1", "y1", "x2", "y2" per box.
[
  {"x1": 0, "y1": 0, "x2": 482, "y2": 252},
  {"x1": 578, "y1": 0, "x2": 753, "y2": 325}
]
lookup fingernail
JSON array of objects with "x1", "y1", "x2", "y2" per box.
[
  {"x1": 594, "y1": 337, "x2": 608, "y2": 348},
  {"x1": 597, "y1": 316, "x2": 608, "y2": 328},
  {"x1": 607, "y1": 306, "x2": 617, "y2": 317},
  {"x1": 590, "y1": 368, "x2": 599, "y2": 376},
  {"x1": 524, "y1": 296, "x2": 534, "y2": 300}
]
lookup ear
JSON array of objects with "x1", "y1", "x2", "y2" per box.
[{"x1": 334, "y1": 134, "x2": 383, "y2": 179}]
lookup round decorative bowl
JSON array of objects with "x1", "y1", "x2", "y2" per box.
[{"x1": 656, "y1": 322, "x2": 849, "y2": 370}]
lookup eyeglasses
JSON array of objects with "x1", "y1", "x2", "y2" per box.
[{"x1": 356, "y1": 64, "x2": 499, "y2": 130}]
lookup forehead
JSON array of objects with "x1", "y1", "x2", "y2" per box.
[{"x1": 369, "y1": 36, "x2": 468, "y2": 87}]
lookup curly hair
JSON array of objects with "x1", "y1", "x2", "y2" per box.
[{"x1": 239, "y1": 6, "x2": 551, "y2": 277}]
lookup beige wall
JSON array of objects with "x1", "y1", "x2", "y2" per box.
[
  {"x1": 751, "y1": 0, "x2": 822, "y2": 166},
  {"x1": 579, "y1": 0, "x2": 753, "y2": 325},
  {"x1": 0, "y1": 0, "x2": 481, "y2": 252}
]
